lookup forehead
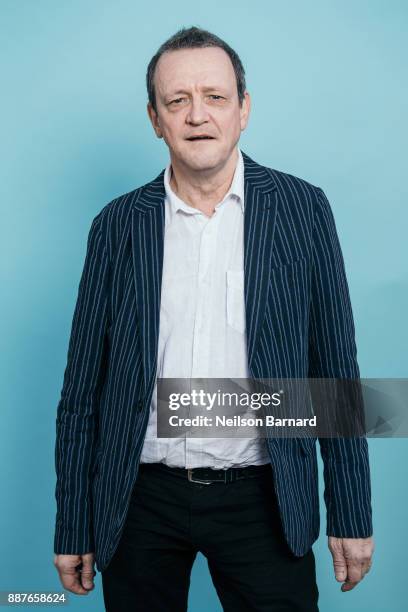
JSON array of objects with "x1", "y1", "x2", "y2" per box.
[{"x1": 154, "y1": 47, "x2": 236, "y2": 95}]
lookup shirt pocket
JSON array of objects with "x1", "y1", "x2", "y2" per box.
[{"x1": 226, "y1": 269, "x2": 246, "y2": 334}]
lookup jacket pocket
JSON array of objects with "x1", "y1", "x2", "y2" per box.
[{"x1": 270, "y1": 255, "x2": 310, "y2": 275}]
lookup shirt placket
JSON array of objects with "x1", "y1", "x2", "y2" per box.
[{"x1": 185, "y1": 206, "x2": 223, "y2": 467}]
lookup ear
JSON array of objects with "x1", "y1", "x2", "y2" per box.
[
  {"x1": 240, "y1": 91, "x2": 251, "y2": 132},
  {"x1": 147, "y1": 102, "x2": 163, "y2": 138}
]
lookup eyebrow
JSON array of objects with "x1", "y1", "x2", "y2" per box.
[{"x1": 165, "y1": 86, "x2": 228, "y2": 97}]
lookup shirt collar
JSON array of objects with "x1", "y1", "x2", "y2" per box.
[{"x1": 163, "y1": 146, "x2": 245, "y2": 217}]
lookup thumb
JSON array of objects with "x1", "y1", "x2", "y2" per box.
[
  {"x1": 80, "y1": 554, "x2": 95, "y2": 590},
  {"x1": 332, "y1": 549, "x2": 348, "y2": 582}
]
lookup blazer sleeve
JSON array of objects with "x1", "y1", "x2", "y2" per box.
[
  {"x1": 308, "y1": 187, "x2": 373, "y2": 538},
  {"x1": 54, "y1": 210, "x2": 110, "y2": 554}
]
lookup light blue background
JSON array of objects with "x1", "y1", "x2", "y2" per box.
[{"x1": 1, "y1": 1, "x2": 407, "y2": 610}]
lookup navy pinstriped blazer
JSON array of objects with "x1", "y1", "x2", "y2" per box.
[{"x1": 54, "y1": 150, "x2": 373, "y2": 573}]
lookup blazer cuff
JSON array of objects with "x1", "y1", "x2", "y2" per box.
[{"x1": 54, "y1": 514, "x2": 95, "y2": 555}]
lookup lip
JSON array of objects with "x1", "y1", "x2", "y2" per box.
[{"x1": 185, "y1": 135, "x2": 216, "y2": 141}]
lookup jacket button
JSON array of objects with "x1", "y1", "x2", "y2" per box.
[{"x1": 137, "y1": 400, "x2": 144, "y2": 411}]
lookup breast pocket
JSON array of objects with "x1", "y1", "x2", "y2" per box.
[
  {"x1": 268, "y1": 256, "x2": 312, "y2": 346},
  {"x1": 226, "y1": 269, "x2": 246, "y2": 334}
]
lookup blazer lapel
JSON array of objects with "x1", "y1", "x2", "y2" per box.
[
  {"x1": 131, "y1": 173, "x2": 166, "y2": 399},
  {"x1": 241, "y1": 152, "x2": 278, "y2": 372}
]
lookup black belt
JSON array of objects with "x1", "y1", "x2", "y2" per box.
[{"x1": 140, "y1": 462, "x2": 272, "y2": 485}]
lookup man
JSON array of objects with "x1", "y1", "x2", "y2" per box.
[{"x1": 53, "y1": 26, "x2": 374, "y2": 611}]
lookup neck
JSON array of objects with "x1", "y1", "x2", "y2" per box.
[{"x1": 169, "y1": 148, "x2": 238, "y2": 217}]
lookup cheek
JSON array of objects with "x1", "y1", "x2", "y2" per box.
[
  {"x1": 221, "y1": 112, "x2": 242, "y2": 133},
  {"x1": 163, "y1": 123, "x2": 184, "y2": 143},
  {"x1": 160, "y1": 127, "x2": 178, "y2": 148}
]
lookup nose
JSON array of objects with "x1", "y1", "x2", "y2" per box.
[{"x1": 186, "y1": 95, "x2": 209, "y2": 125}]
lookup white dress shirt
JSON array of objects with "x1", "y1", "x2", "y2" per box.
[{"x1": 140, "y1": 146, "x2": 270, "y2": 469}]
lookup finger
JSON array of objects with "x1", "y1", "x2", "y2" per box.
[
  {"x1": 59, "y1": 567, "x2": 90, "y2": 595},
  {"x1": 61, "y1": 571, "x2": 88, "y2": 595},
  {"x1": 361, "y1": 560, "x2": 372, "y2": 577},
  {"x1": 331, "y1": 551, "x2": 348, "y2": 582},
  {"x1": 341, "y1": 580, "x2": 358, "y2": 592},
  {"x1": 346, "y1": 560, "x2": 363, "y2": 585},
  {"x1": 80, "y1": 559, "x2": 95, "y2": 590}
]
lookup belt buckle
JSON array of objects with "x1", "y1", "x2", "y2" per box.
[{"x1": 187, "y1": 468, "x2": 213, "y2": 485}]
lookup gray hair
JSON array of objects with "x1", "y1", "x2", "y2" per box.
[{"x1": 146, "y1": 26, "x2": 246, "y2": 113}]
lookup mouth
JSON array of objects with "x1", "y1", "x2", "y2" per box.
[{"x1": 185, "y1": 135, "x2": 215, "y2": 141}]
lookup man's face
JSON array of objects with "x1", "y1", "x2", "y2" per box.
[{"x1": 147, "y1": 47, "x2": 250, "y2": 172}]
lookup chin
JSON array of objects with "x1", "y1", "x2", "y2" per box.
[{"x1": 182, "y1": 148, "x2": 225, "y2": 171}]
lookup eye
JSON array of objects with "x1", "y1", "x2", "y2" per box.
[
  {"x1": 209, "y1": 95, "x2": 224, "y2": 100},
  {"x1": 170, "y1": 98, "x2": 185, "y2": 105}
]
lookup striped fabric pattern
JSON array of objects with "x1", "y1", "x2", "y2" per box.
[{"x1": 54, "y1": 150, "x2": 373, "y2": 572}]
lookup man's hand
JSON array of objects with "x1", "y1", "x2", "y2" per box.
[
  {"x1": 54, "y1": 553, "x2": 96, "y2": 595},
  {"x1": 328, "y1": 536, "x2": 374, "y2": 592}
]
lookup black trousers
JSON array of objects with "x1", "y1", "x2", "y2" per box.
[{"x1": 101, "y1": 463, "x2": 319, "y2": 611}]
